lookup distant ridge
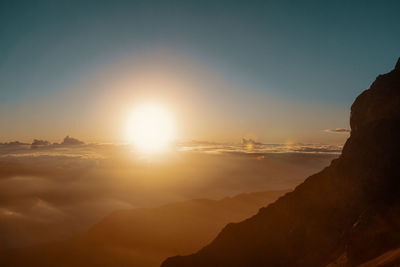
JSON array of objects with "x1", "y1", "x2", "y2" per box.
[
  {"x1": 0, "y1": 190, "x2": 288, "y2": 267},
  {"x1": 162, "y1": 58, "x2": 400, "y2": 267}
]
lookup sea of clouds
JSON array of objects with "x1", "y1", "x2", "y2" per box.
[{"x1": 0, "y1": 137, "x2": 341, "y2": 249}]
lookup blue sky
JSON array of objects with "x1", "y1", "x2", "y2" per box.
[{"x1": 1, "y1": 0, "x2": 399, "y2": 143}]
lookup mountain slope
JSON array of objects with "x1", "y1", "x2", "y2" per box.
[
  {"x1": 0, "y1": 190, "x2": 288, "y2": 267},
  {"x1": 162, "y1": 58, "x2": 400, "y2": 267},
  {"x1": 357, "y1": 247, "x2": 400, "y2": 267}
]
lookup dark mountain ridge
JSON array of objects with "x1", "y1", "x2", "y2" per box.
[{"x1": 162, "y1": 59, "x2": 400, "y2": 267}]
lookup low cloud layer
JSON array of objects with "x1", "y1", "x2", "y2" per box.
[
  {"x1": 178, "y1": 141, "x2": 343, "y2": 154},
  {"x1": 0, "y1": 141, "x2": 339, "y2": 249}
]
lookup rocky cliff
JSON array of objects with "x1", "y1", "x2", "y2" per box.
[{"x1": 162, "y1": 59, "x2": 400, "y2": 267}]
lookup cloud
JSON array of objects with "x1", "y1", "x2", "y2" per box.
[
  {"x1": 0, "y1": 141, "x2": 29, "y2": 147},
  {"x1": 29, "y1": 136, "x2": 85, "y2": 149},
  {"x1": 0, "y1": 142, "x2": 339, "y2": 249},
  {"x1": 323, "y1": 128, "x2": 350, "y2": 134},
  {"x1": 178, "y1": 140, "x2": 343, "y2": 154},
  {"x1": 31, "y1": 139, "x2": 51, "y2": 149},
  {"x1": 60, "y1": 136, "x2": 85, "y2": 145},
  {"x1": 241, "y1": 138, "x2": 263, "y2": 146}
]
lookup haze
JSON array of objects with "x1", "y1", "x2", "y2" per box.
[{"x1": 1, "y1": 1, "x2": 399, "y2": 267}]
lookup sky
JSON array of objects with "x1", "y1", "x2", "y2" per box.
[{"x1": 1, "y1": 0, "x2": 399, "y2": 144}]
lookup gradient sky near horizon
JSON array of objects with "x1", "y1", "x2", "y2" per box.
[{"x1": 1, "y1": 0, "x2": 399, "y2": 144}]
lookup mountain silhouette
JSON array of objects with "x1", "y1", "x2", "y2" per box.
[
  {"x1": 162, "y1": 59, "x2": 400, "y2": 267},
  {"x1": 0, "y1": 190, "x2": 288, "y2": 267}
]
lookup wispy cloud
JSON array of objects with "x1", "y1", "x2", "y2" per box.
[{"x1": 323, "y1": 128, "x2": 350, "y2": 134}]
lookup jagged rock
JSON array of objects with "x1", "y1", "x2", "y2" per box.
[
  {"x1": 162, "y1": 59, "x2": 400, "y2": 267},
  {"x1": 350, "y1": 60, "x2": 400, "y2": 132}
]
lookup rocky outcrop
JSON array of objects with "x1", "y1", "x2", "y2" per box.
[
  {"x1": 350, "y1": 58, "x2": 400, "y2": 132},
  {"x1": 162, "y1": 59, "x2": 400, "y2": 267}
]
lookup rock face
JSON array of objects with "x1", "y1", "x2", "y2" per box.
[
  {"x1": 162, "y1": 59, "x2": 400, "y2": 267},
  {"x1": 350, "y1": 59, "x2": 400, "y2": 132}
]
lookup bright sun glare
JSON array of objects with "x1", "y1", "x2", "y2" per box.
[{"x1": 126, "y1": 104, "x2": 175, "y2": 153}]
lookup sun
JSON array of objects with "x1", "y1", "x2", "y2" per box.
[{"x1": 126, "y1": 104, "x2": 175, "y2": 153}]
